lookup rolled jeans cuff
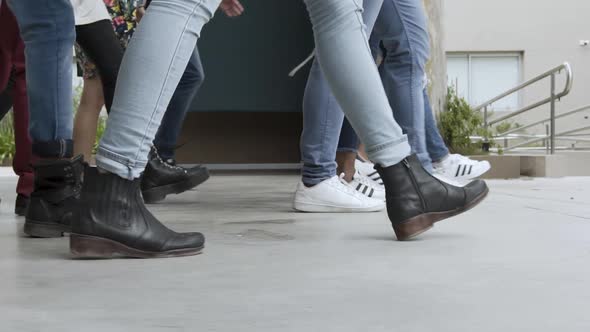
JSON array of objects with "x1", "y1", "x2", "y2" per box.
[
  {"x1": 32, "y1": 139, "x2": 73, "y2": 158},
  {"x1": 366, "y1": 135, "x2": 411, "y2": 167},
  {"x1": 96, "y1": 146, "x2": 146, "y2": 180}
]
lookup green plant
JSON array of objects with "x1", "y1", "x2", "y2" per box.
[
  {"x1": 437, "y1": 86, "x2": 493, "y2": 155},
  {"x1": 0, "y1": 112, "x2": 16, "y2": 163},
  {"x1": 495, "y1": 120, "x2": 522, "y2": 135}
]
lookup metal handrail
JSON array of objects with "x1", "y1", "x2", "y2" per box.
[
  {"x1": 475, "y1": 62, "x2": 574, "y2": 154},
  {"x1": 474, "y1": 62, "x2": 573, "y2": 113},
  {"x1": 505, "y1": 125, "x2": 590, "y2": 151},
  {"x1": 498, "y1": 104, "x2": 590, "y2": 137}
]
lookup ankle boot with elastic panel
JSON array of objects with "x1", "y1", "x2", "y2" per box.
[
  {"x1": 71, "y1": 166, "x2": 205, "y2": 258},
  {"x1": 24, "y1": 156, "x2": 84, "y2": 238},
  {"x1": 141, "y1": 147, "x2": 210, "y2": 203},
  {"x1": 376, "y1": 155, "x2": 489, "y2": 241}
]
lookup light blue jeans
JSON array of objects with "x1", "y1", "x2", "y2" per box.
[
  {"x1": 300, "y1": 0, "x2": 407, "y2": 185},
  {"x1": 97, "y1": 0, "x2": 410, "y2": 179}
]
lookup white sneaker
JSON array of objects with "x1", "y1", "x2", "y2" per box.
[
  {"x1": 355, "y1": 159, "x2": 383, "y2": 186},
  {"x1": 293, "y1": 175, "x2": 385, "y2": 213},
  {"x1": 433, "y1": 154, "x2": 491, "y2": 182},
  {"x1": 348, "y1": 170, "x2": 386, "y2": 201}
]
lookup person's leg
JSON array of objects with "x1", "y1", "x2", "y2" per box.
[
  {"x1": 143, "y1": 47, "x2": 210, "y2": 203},
  {"x1": 7, "y1": 0, "x2": 85, "y2": 238},
  {"x1": 11, "y1": 35, "x2": 35, "y2": 216},
  {"x1": 73, "y1": 77, "x2": 104, "y2": 160},
  {"x1": 153, "y1": 48, "x2": 204, "y2": 160},
  {"x1": 6, "y1": 0, "x2": 74, "y2": 157},
  {"x1": 335, "y1": 118, "x2": 359, "y2": 181},
  {"x1": 295, "y1": 0, "x2": 387, "y2": 212},
  {"x1": 72, "y1": 0, "x2": 221, "y2": 258},
  {"x1": 423, "y1": 88, "x2": 449, "y2": 162},
  {"x1": 75, "y1": 20, "x2": 124, "y2": 112},
  {"x1": 372, "y1": 0, "x2": 432, "y2": 170},
  {"x1": 300, "y1": 0, "x2": 384, "y2": 188},
  {"x1": 304, "y1": 0, "x2": 489, "y2": 240}
]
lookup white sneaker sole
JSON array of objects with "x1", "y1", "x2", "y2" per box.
[{"x1": 293, "y1": 201, "x2": 385, "y2": 213}]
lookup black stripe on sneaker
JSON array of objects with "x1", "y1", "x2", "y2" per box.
[
  {"x1": 356, "y1": 183, "x2": 363, "y2": 191},
  {"x1": 369, "y1": 171, "x2": 379, "y2": 177},
  {"x1": 362, "y1": 186, "x2": 368, "y2": 195},
  {"x1": 468, "y1": 165, "x2": 473, "y2": 175},
  {"x1": 461, "y1": 165, "x2": 467, "y2": 176},
  {"x1": 369, "y1": 189, "x2": 374, "y2": 197},
  {"x1": 455, "y1": 165, "x2": 461, "y2": 177}
]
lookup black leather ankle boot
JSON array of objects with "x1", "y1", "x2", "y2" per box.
[
  {"x1": 15, "y1": 194, "x2": 30, "y2": 216},
  {"x1": 141, "y1": 148, "x2": 210, "y2": 203},
  {"x1": 71, "y1": 166, "x2": 205, "y2": 258},
  {"x1": 376, "y1": 155, "x2": 489, "y2": 241},
  {"x1": 24, "y1": 156, "x2": 83, "y2": 238}
]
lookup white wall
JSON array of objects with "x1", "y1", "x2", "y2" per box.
[{"x1": 444, "y1": 0, "x2": 590, "y2": 136}]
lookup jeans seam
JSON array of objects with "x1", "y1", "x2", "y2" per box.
[{"x1": 133, "y1": 0, "x2": 207, "y2": 164}]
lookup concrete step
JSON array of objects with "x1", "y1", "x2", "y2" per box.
[{"x1": 470, "y1": 151, "x2": 590, "y2": 178}]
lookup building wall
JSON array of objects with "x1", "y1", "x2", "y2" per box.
[{"x1": 444, "y1": 0, "x2": 590, "y2": 135}]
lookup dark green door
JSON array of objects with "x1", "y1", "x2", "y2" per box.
[{"x1": 191, "y1": 0, "x2": 314, "y2": 113}]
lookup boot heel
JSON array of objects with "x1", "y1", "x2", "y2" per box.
[
  {"x1": 393, "y1": 214, "x2": 434, "y2": 241},
  {"x1": 70, "y1": 234, "x2": 120, "y2": 258},
  {"x1": 24, "y1": 220, "x2": 66, "y2": 238}
]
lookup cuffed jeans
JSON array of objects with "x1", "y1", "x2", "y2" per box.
[
  {"x1": 98, "y1": 0, "x2": 410, "y2": 180},
  {"x1": 301, "y1": 0, "x2": 406, "y2": 185},
  {"x1": 154, "y1": 48, "x2": 204, "y2": 160},
  {"x1": 6, "y1": 0, "x2": 74, "y2": 158}
]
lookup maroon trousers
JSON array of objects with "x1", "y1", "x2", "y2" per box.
[{"x1": 0, "y1": 3, "x2": 34, "y2": 197}]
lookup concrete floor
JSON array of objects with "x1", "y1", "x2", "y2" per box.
[{"x1": 0, "y1": 171, "x2": 589, "y2": 332}]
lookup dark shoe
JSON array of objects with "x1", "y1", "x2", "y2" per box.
[
  {"x1": 141, "y1": 148, "x2": 210, "y2": 203},
  {"x1": 376, "y1": 155, "x2": 489, "y2": 241},
  {"x1": 71, "y1": 166, "x2": 205, "y2": 258},
  {"x1": 15, "y1": 194, "x2": 30, "y2": 217},
  {"x1": 24, "y1": 156, "x2": 84, "y2": 238}
]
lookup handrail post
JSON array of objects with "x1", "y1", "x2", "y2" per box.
[
  {"x1": 482, "y1": 106, "x2": 490, "y2": 151},
  {"x1": 545, "y1": 124, "x2": 550, "y2": 154},
  {"x1": 550, "y1": 73, "x2": 556, "y2": 154}
]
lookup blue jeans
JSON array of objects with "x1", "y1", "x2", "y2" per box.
[
  {"x1": 372, "y1": 0, "x2": 432, "y2": 170},
  {"x1": 97, "y1": 0, "x2": 410, "y2": 180},
  {"x1": 301, "y1": 0, "x2": 393, "y2": 185},
  {"x1": 424, "y1": 88, "x2": 449, "y2": 162},
  {"x1": 6, "y1": 0, "x2": 75, "y2": 158},
  {"x1": 154, "y1": 48, "x2": 204, "y2": 160}
]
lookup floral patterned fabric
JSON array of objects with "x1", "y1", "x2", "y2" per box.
[{"x1": 75, "y1": 0, "x2": 140, "y2": 79}]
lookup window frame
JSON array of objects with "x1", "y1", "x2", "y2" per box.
[{"x1": 446, "y1": 52, "x2": 523, "y2": 110}]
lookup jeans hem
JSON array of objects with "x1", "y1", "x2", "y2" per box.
[
  {"x1": 96, "y1": 147, "x2": 146, "y2": 180},
  {"x1": 366, "y1": 135, "x2": 411, "y2": 167}
]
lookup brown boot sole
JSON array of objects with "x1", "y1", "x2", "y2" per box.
[
  {"x1": 393, "y1": 186, "x2": 490, "y2": 241},
  {"x1": 70, "y1": 234, "x2": 204, "y2": 259}
]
